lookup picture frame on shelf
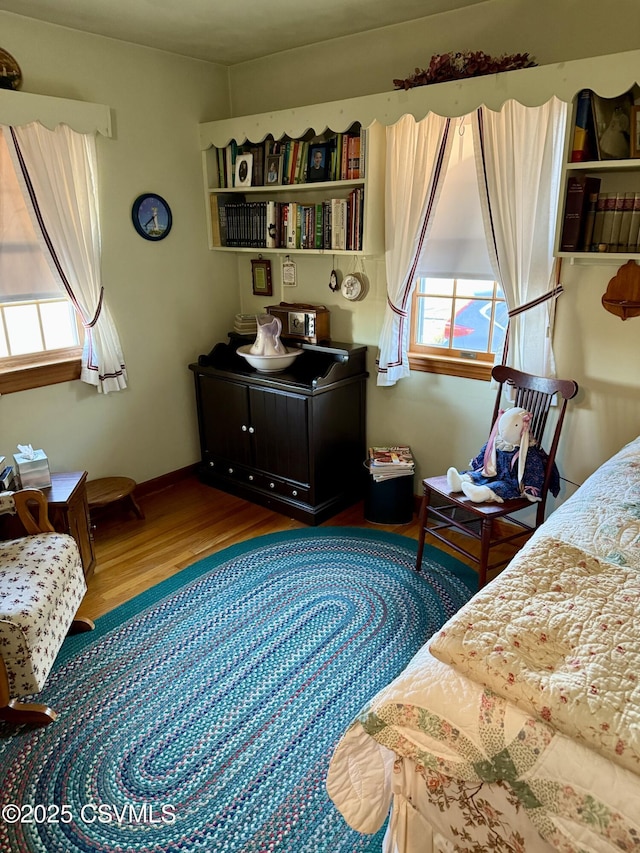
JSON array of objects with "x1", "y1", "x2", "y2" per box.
[
  {"x1": 235, "y1": 153, "x2": 253, "y2": 187},
  {"x1": 265, "y1": 154, "x2": 283, "y2": 186},
  {"x1": 131, "y1": 193, "x2": 172, "y2": 241},
  {"x1": 251, "y1": 259, "x2": 273, "y2": 296},
  {"x1": 307, "y1": 143, "x2": 330, "y2": 182},
  {"x1": 631, "y1": 106, "x2": 640, "y2": 159},
  {"x1": 591, "y1": 91, "x2": 634, "y2": 160}
]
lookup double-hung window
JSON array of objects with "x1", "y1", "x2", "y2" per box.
[
  {"x1": 408, "y1": 115, "x2": 505, "y2": 381},
  {"x1": 0, "y1": 128, "x2": 82, "y2": 393}
]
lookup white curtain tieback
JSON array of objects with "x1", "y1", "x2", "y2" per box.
[
  {"x1": 82, "y1": 286, "x2": 105, "y2": 329},
  {"x1": 387, "y1": 297, "x2": 408, "y2": 318},
  {"x1": 507, "y1": 284, "x2": 563, "y2": 318}
]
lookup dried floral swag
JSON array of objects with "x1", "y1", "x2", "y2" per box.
[{"x1": 393, "y1": 51, "x2": 536, "y2": 90}]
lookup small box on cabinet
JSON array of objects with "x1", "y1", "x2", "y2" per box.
[{"x1": 13, "y1": 448, "x2": 51, "y2": 489}]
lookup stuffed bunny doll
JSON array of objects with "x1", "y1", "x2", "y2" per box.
[{"x1": 446, "y1": 407, "x2": 559, "y2": 504}]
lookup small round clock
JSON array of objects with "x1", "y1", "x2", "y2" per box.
[{"x1": 341, "y1": 274, "x2": 363, "y2": 301}]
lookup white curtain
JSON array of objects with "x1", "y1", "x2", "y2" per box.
[
  {"x1": 377, "y1": 113, "x2": 453, "y2": 386},
  {"x1": 472, "y1": 98, "x2": 567, "y2": 377},
  {"x1": 5, "y1": 122, "x2": 127, "y2": 393}
]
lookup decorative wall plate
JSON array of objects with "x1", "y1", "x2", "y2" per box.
[
  {"x1": 341, "y1": 274, "x2": 363, "y2": 301},
  {"x1": 0, "y1": 48, "x2": 22, "y2": 90}
]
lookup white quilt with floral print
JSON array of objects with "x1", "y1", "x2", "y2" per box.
[
  {"x1": 529, "y1": 435, "x2": 640, "y2": 568},
  {"x1": 327, "y1": 645, "x2": 640, "y2": 853},
  {"x1": 429, "y1": 534, "x2": 640, "y2": 777}
]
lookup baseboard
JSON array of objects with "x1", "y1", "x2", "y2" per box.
[{"x1": 136, "y1": 464, "x2": 198, "y2": 499}]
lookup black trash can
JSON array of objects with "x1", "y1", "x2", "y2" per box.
[{"x1": 364, "y1": 465, "x2": 414, "y2": 524}]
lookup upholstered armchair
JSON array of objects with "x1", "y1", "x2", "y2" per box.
[{"x1": 0, "y1": 488, "x2": 93, "y2": 725}]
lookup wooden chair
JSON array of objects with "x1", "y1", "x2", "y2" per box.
[
  {"x1": 0, "y1": 489, "x2": 93, "y2": 726},
  {"x1": 415, "y1": 365, "x2": 578, "y2": 589}
]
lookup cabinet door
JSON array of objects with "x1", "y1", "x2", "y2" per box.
[
  {"x1": 198, "y1": 375, "x2": 252, "y2": 467},
  {"x1": 249, "y1": 387, "x2": 309, "y2": 485}
]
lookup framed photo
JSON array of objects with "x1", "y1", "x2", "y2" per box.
[
  {"x1": 265, "y1": 154, "x2": 283, "y2": 186},
  {"x1": 251, "y1": 259, "x2": 273, "y2": 296},
  {"x1": 235, "y1": 153, "x2": 253, "y2": 187},
  {"x1": 631, "y1": 106, "x2": 640, "y2": 158},
  {"x1": 131, "y1": 193, "x2": 172, "y2": 241},
  {"x1": 591, "y1": 91, "x2": 634, "y2": 159},
  {"x1": 307, "y1": 143, "x2": 330, "y2": 182}
]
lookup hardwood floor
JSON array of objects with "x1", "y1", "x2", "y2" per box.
[{"x1": 77, "y1": 476, "x2": 490, "y2": 622}]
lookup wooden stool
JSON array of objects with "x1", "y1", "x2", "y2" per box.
[{"x1": 86, "y1": 477, "x2": 145, "y2": 520}]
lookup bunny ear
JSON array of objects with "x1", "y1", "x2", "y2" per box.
[
  {"x1": 517, "y1": 412, "x2": 532, "y2": 485},
  {"x1": 482, "y1": 409, "x2": 504, "y2": 477}
]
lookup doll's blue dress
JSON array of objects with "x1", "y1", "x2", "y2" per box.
[{"x1": 464, "y1": 442, "x2": 560, "y2": 501}]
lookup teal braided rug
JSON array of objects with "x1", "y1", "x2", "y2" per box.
[{"x1": 0, "y1": 527, "x2": 476, "y2": 853}]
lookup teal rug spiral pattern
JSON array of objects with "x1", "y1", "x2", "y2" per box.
[{"x1": 0, "y1": 527, "x2": 476, "y2": 853}]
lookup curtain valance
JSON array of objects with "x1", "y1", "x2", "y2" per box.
[
  {"x1": 199, "y1": 48, "x2": 640, "y2": 149},
  {"x1": 0, "y1": 89, "x2": 111, "y2": 136}
]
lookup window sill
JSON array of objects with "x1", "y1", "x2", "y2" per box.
[
  {"x1": 0, "y1": 350, "x2": 82, "y2": 394},
  {"x1": 408, "y1": 352, "x2": 493, "y2": 381}
]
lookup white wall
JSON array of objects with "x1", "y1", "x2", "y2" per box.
[
  {"x1": 229, "y1": 0, "x2": 640, "y2": 115},
  {"x1": 226, "y1": 0, "x2": 640, "y2": 498},
  {"x1": 0, "y1": 13, "x2": 240, "y2": 484}
]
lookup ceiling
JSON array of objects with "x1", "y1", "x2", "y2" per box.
[{"x1": 1, "y1": 0, "x2": 491, "y2": 66}]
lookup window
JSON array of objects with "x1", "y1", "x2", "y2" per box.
[
  {"x1": 408, "y1": 115, "x2": 503, "y2": 381},
  {"x1": 0, "y1": 128, "x2": 82, "y2": 393},
  {"x1": 411, "y1": 277, "x2": 507, "y2": 379}
]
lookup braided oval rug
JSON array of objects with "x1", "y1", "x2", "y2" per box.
[{"x1": 0, "y1": 527, "x2": 476, "y2": 853}]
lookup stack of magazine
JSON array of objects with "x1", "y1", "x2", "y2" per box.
[{"x1": 368, "y1": 446, "x2": 415, "y2": 482}]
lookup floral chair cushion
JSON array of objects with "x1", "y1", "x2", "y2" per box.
[{"x1": 0, "y1": 532, "x2": 86, "y2": 698}]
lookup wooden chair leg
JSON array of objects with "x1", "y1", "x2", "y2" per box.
[
  {"x1": 0, "y1": 657, "x2": 57, "y2": 726},
  {"x1": 415, "y1": 487, "x2": 431, "y2": 572},
  {"x1": 68, "y1": 616, "x2": 95, "y2": 635},
  {"x1": 478, "y1": 518, "x2": 493, "y2": 589}
]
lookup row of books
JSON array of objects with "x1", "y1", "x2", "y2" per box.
[
  {"x1": 213, "y1": 129, "x2": 365, "y2": 189},
  {"x1": 368, "y1": 446, "x2": 415, "y2": 482},
  {"x1": 570, "y1": 87, "x2": 637, "y2": 162},
  {"x1": 560, "y1": 176, "x2": 640, "y2": 253},
  {"x1": 210, "y1": 190, "x2": 364, "y2": 251}
]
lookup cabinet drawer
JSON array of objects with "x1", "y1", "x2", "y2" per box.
[{"x1": 249, "y1": 470, "x2": 310, "y2": 503}]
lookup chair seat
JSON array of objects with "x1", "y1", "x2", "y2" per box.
[
  {"x1": 423, "y1": 474, "x2": 533, "y2": 518},
  {"x1": 0, "y1": 532, "x2": 86, "y2": 698}
]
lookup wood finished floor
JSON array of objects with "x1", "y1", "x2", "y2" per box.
[{"x1": 77, "y1": 476, "x2": 484, "y2": 622}]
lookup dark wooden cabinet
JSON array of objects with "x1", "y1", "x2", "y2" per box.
[{"x1": 190, "y1": 340, "x2": 368, "y2": 524}]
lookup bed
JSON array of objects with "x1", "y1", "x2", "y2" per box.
[{"x1": 327, "y1": 436, "x2": 640, "y2": 852}]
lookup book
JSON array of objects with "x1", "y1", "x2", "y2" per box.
[
  {"x1": 617, "y1": 192, "x2": 636, "y2": 251},
  {"x1": 579, "y1": 188, "x2": 599, "y2": 251},
  {"x1": 590, "y1": 192, "x2": 606, "y2": 250},
  {"x1": 209, "y1": 193, "x2": 236, "y2": 246},
  {"x1": 560, "y1": 176, "x2": 600, "y2": 252},
  {"x1": 599, "y1": 192, "x2": 618, "y2": 249},
  {"x1": 570, "y1": 89, "x2": 596, "y2": 162},
  {"x1": 331, "y1": 198, "x2": 347, "y2": 250},
  {"x1": 627, "y1": 192, "x2": 640, "y2": 252},
  {"x1": 609, "y1": 192, "x2": 625, "y2": 251}
]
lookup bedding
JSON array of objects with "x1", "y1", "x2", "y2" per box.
[
  {"x1": 430, "y1": 534, "x2": 640, "y2": 775},
  {"x1": 327, "y1": 436, "x2": 640, "y2": 852}
]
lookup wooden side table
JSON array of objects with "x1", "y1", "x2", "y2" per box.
[{"x1": 43, "y1": 471, "x2": 96, "y2": 579}]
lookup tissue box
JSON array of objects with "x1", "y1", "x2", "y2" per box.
[{"x1": 13, "y1": 449, "x2": 51, "y2": 489}]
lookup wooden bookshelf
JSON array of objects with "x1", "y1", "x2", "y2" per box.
[
  {"x1": 199, "y1": 119, "x2": 385, "y2": 256},
  {"x1": 556, "y1": 86, "x2": 640, "y2": 261}
]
